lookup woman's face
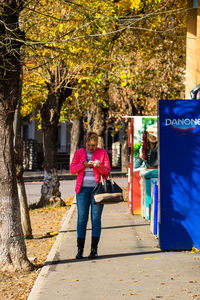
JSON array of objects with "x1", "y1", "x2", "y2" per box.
[
  {"x1": 86, "y1": 139, "x2": 97, "y2": 153},
  {"x1": 147, "y1": 133, "x2": 157, "y2": 143}
]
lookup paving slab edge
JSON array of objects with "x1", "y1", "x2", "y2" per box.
[{"x1": 27, "y1": 197, "x2": 76, "y2": 300}]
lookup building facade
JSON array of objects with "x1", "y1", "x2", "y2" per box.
[{"x1": 185, "y1": 0, "x2": 200, "y2": 98}]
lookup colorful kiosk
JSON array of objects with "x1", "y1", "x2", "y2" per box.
[
  {"x1": 126, "y1": 116, "x2": 158, "y2": 217},
  {"x1": 126, "y1": 100, "x2": 200, "y2": 251}
]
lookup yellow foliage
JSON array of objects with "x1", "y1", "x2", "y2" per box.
[
  {"x1": 19, "y1": 0, "x2": 186, "y2": 123},
  {"x1": 121, "y1": 82, "x2": 127, "y2": 87}
]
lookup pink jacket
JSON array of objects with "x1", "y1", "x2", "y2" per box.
[{"x1": 69, "y1": 147, "x2": 111, "y2": 194}]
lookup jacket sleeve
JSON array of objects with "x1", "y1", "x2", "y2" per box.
[
  {"x1": 96, "y1": 150, "x2": 111, "y2": 177},
  {"x1": 69, "y1": 150, "x2": 85, "y2": 175}
]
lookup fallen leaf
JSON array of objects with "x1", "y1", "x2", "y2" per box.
[
  {"x1": 116, "y1": 279, "x2": 123, "y2": 281},
  {"x1": 192, "y1": 247, "x2": 200, "y2": 252},
  {"x1": 129, "y1": 292, "x2": 137, "y2": 295}
]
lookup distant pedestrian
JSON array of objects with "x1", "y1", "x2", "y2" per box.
[
  {"x1": 134, "y1": 124, "x2": 158, "y2": 169},
  {"x1": 69, "y1": 131, "x2": 111, "y2": 259}
]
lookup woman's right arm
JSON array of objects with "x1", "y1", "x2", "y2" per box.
[{"x1": 69, "y1": 150, "x2": 85, "y2": 175}]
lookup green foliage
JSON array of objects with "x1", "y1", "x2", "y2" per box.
[
  {"x1": 142, "y1": 118, "x2": 157, "y2": 130},
  {"x1": 134, "y1": 142, "x2": 142, "y2": 156}
]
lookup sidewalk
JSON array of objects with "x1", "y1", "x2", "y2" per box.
[{"x1": 28, "y1": 201, "x2": 200, "y2": 300}]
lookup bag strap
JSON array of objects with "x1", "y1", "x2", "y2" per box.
[{"x1": 100, "y1": 173, "x2": 114, "y2": 185}]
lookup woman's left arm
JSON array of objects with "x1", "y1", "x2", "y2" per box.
[{"x1": 94, "y1": 151, "x2": 111, "y2": 177}]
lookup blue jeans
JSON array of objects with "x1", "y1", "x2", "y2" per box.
[{"x1": 76, "y1": 186, "x2": 104, "y2": 239}]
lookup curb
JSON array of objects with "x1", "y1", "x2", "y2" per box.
[
  {"x1": 27, "y1": 197, "x2": 77, "y2": 300},
  {"x1": 23, "y1": 174, "x2": 77, "y2": 182},
  {"x1": 23, "y1": 172, "x2": 127, "y2": 182}
]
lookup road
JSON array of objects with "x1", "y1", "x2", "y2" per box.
[{"x1": 25, "y1": 177, "x2": 128, "y2": 206}]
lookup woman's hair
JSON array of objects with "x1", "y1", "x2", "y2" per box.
[{"x1": 85, "y1": 131, "x2": 98, "y2": 143}]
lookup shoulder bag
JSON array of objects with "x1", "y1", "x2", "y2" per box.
[{"x1": 93, "y1": 174, "x2": 124, "y2": 204}]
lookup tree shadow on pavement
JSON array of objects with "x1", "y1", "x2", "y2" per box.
[
  {"x1": 44, "y1": 249, "x2": 162, "y2": 266},
  {"x1": 60, "y1": 223, "x2": 149, "y2": 233}
]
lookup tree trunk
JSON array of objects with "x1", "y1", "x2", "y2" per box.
[
  {"x1": 14, "y1": 97, "x2": 33, "y2": 239},
  {"x1": 70, "y1": 118, "x2": 82, "y2": 164},
  {"x1": 86, "y1": 104, "x2": 107, "y2": 148},
  {"x1": 93, "y1": 105, "x2": 106, "y2": 148},
  {"x1": 16, "y1": 164, "x2": 33, "y2": 239},
  {"x1": 0, "y1": 0, "x2": 33, "y2": 271},
  {"x1": 39, "y1": 123, "x2": 62, "y2": 207},
  {"x1": 121, "y1": 121, "x2": 128, "y2": 173},
  {"x1": 37, "y1": 79, "x2": 73, "y2": 207},
  {"x1": 0, "y1": 111, "x2": 33, "y2": 271}
]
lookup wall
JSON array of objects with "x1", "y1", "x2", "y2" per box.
[{"x1": 185, "y1": 0, "x2": 200, "y2": 98}]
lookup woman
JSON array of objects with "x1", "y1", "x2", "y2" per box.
[
  {"x1": 134, "y1": 124, "x2": 158, "y2": 169},
  {"x1": 70, "y1": 132, "x2": 111, "y2": 259}
]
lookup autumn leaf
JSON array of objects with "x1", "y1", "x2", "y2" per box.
[{"x1": 129, "y1": 292, "x2": 137, "y2": 295}]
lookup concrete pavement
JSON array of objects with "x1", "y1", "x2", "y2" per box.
[{"x1": 28, "y1": 179, "x2": 200, "y2": 300}]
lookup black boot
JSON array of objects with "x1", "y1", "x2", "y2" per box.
[
  {"x1": 76, "y1": 238, "x2": 85, "y2": 259},
  {"x1": 88, "y1": 237, "x2": 99, "y2": 259}
]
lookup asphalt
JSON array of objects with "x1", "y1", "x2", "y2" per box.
[
  {"x1": 23, "y1": 170, "x2": 127, "y2": 182},
  {"x1": 25, "y1": 177, "x2": 128, "y2": 206},
  {"x1": 27, "y1": 178, "x2": 200, "y2": 300}
]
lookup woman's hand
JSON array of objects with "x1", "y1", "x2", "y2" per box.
[
  {"x1": 83, "y1": 161, "x2": 93, "y2": 168},
  {"x1": 93, "y1": 160, "x2": 100, "y2": 168}
]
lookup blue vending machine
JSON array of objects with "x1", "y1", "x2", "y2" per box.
[{"x1": 159, "y1": 100, "x2": 200, "y2": 251}]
